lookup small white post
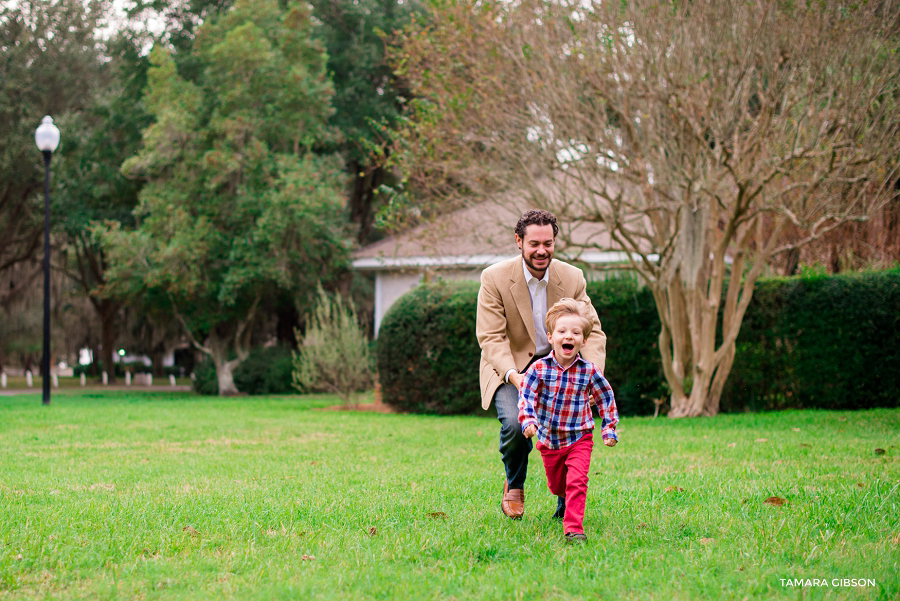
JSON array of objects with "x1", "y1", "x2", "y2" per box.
[
  {"x1": 80, "y1": 373, "x2": 86, "y2": 387},
  {"x1": 125, "y1": 371, "x2": 131, "y2": 386},
  {"x1": 26, "y1": 371, "x2": 33, "y2": 388},
  {"x1": 169, "y1": 374, "x2": 176, "y2": 387},
  {"x1": 52, "y1": 373, "x2": 59, "y2": 388},
  {"x1": 1, "y1": 373, "x2": 6, "y2": 388},
  {"x1": 146, "y1": 374, "x2": 153, "y2": 387},
  {"x1": 102, "y1": 371, "x2": 108, "y2": 385}
]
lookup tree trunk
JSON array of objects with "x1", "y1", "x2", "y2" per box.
[
  {"x1": 150, "y1": 346, "x2": 166, "y2": 377},
  {"x1": 664, "y1": 231, "x2": 773, "y2": 417},
  {"x1": 275, "y1": 295, "x2": 299, "y2": 349},
  {"x1": 213, "y1": 356, "x2": 240, "y2": 396},
  {"x1": 173, "y1": 297, "x2": 258, "y2": 396},
  {"x1": 208, "y1": 327, "x2": 241, "y2": 396},
  {"x1": 98, "y1": 299, "x2": 119, "y2": 383},
  {"x1": 348, "y1": 161, "x2": 387, "y2": 245}
]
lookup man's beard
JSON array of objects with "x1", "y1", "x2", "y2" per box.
[{"x1": 523, "y1": 251, "x2": 552, "y2": 273}]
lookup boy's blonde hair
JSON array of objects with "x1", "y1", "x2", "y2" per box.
[{"x1": 545, "y1": 298, "x2": 593, "y2": 338}]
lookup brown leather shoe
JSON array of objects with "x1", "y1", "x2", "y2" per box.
[{"x1": 501, "y1": 480, "x2": 525, "y2": 519}]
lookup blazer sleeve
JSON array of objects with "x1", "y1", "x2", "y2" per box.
[
  {"x1": 574, "y1": 270, "x2": 607, "y2": 374},
  {"x1": 476, "y1": 267, "x2": 518, "y2": 379}
]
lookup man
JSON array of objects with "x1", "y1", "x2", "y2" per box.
[{"x1": 476, "y1": 209, "x2": 607, "y2": 520}]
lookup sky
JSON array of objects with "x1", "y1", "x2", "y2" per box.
[{"x1": 97, "y1": 0, "x2": 167, "y2": 42}]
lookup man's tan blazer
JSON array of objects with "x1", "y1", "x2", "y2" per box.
[{"x1": 476, "y1": 256, "x2": 607, "y2": 410}]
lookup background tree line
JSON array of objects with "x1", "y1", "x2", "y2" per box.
[
  {"x1": 0, "y1": 0, "x2": 420, "y2": 392},
  {"x1": 2, "y1": 0, "x2": 898, "y2": 409}
]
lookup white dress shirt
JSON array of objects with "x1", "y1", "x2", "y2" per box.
[{"x1": 505, "y1": 259, "x2": 550, "y2": 384}]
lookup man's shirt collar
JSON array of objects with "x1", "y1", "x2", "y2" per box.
[{"x1": 522, "y1": 258, "x2": 549, "y2": 285}]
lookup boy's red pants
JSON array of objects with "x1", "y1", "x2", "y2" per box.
[{"x1": 536, "y1": 432, "x2": 594, "y2": 534}]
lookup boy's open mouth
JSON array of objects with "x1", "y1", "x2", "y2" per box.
[{"x1": 562, "y1": 343, "x2": 575, "y2": 352}]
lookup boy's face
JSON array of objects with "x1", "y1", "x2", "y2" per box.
[{"x1": 547, "y1": 314, "x2": 586, "y2": 366}]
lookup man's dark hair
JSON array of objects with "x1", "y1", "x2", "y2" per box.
[{"x1": 515, "y1": 209, "x2": 559, "y2": 239}]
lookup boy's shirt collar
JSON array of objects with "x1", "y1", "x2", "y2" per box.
[{"x1": 546, "y1": 349, "x2": 586, "y2": 371}]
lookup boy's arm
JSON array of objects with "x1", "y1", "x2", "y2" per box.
[
  {"x1": 590, "y1": 368, "x2": 619, "y2": 443},
  {"x1": 518, "y1": 366, "x2": 541, "y2": 434}
]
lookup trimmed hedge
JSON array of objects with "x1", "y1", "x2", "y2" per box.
[
  {"x1": 375, "y1": 277, "x2": 663, "y2": 416},
  {"x1": 376, "y1": 280, "x2": 482, "y2": 414},
  {"x1": 724, "y1": 269, "x2": 900, "y2": 411},
  {"x1": 585, "y1": 278, "x2": 667, "y2": 416},
  {"x1": 376, "y1": 268, "x2": 900, "y2": 414}
]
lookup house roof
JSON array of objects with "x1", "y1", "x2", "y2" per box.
[{"x1": 352, "y1": 199, "x2": 641, "y2": 271}]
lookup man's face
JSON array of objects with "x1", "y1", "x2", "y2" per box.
[{"x1": 516, "y1": 224, "x2": 555, "y2": 278}]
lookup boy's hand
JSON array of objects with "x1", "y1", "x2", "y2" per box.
[
  {"x1": 604, "y1": 438, "x2": 617, "y2": 447},
  {"x1": 523, "y1": 424, "x2": 537, "y2": 439}
]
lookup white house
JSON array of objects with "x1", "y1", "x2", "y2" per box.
[{"x1": 352, "y1": 200, "x2": 641, "y2": 336}]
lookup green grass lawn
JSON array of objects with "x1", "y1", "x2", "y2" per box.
[{"x1": 1, "y1": 391, "x2": 897, "y2": 600}]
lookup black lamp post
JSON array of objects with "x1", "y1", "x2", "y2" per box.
[{"x1": 35, "y1": 116, "x2": 60, "y2": 406}]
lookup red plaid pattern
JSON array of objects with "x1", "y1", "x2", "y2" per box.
[{"x1": 518, "y1": 351, "x2": 618, "y2": 449}]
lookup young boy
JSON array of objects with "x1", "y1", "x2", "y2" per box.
[{"x1": 518, "y1": 298, "x2": 619, "y2": 543}]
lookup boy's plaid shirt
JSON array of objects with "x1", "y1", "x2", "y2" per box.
[{"x1": 518, "y1": 351, "x2": 619, "y2": 449}]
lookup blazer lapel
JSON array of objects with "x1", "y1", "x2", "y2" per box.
[
  {"x1": 509, "y1": 259, "x2": 536, "y2": 344},
  {"x1": 547, "y1": 261, "x2": 565, "y2": 308}
]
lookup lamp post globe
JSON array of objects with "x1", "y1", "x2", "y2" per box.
[
  {"x1": 35, "y1": 116, "x2": 61, "y2": 153},
  {"x1": 35, "y1": 115, "x2": 60, "y2": 406}
]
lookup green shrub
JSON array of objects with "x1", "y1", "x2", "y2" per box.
[
  {"x1": 375, "y1": 277, "x2": 665, "y2": 416},
  {"x1": 163, "y1": 365, "x2": 184, "y2": 378},
  {"x1": 192, "y1": 359, "x2": 218, "y2": 395},
  {"x1": 72, "y1": 363, "x2": 93, "y2": 377},
  {"x1": 585, "y1": 278, "x2": 667, "y2": 416},
  {"x1": 375, "y1": 268, "x2": 900, "y2": 414},
  {"x1": 723, "y1": 268, "x2": 900, "y2": 411},
  {"x1": 293, "y1": 287, "x2": 374, "y2": 402},
  {"x1": 376, "y1": 280, "x2": 482, "y2": 414},
  {"x1": 235, "y1": 346, "x2": 294, "y2": 395},
  {"x1": 192, "y1": 345, "x2": 294, "y2": 396}
]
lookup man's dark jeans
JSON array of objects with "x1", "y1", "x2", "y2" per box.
[{"x1": 495, "y1": 383, "x2": 532, "y2": 490}]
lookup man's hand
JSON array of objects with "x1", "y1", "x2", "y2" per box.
[
  {"x1": 509, "y1": 372, "x2": 524, "y2": 390},
  {"x1": 523, "y1": 424, "x2": 537, "y2": 439},
  {"x1": 604, "y1": 438, "x2": 617, "y2": 447}
]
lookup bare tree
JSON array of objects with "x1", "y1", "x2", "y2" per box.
[
  {"x1": 393, "y1": 0, "x2": 900, "y2": 416},
  {"x1": 777, "y1": 197, "x2": 900, "y2": 274}
]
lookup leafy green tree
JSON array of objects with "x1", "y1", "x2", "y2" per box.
[
  {"x1": 53, "y1": 32, "x2": 152, "y2": 381},
  {"x1": 131, "y1": 0, "x2": 423, "y2": 247},
  {"x1": 0, "y1": 0, "x2": 107, "y2": 305},
  {"x1": 100, "y1": 0, "x2": 352, "y2": 396},
  {"x1": 311, "y1": 0, "x2": 422, "y2": 244}
]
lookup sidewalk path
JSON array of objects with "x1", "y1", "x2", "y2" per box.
[{"x1": 0, "y1": 385, "x2": 193, "y2": 396}]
